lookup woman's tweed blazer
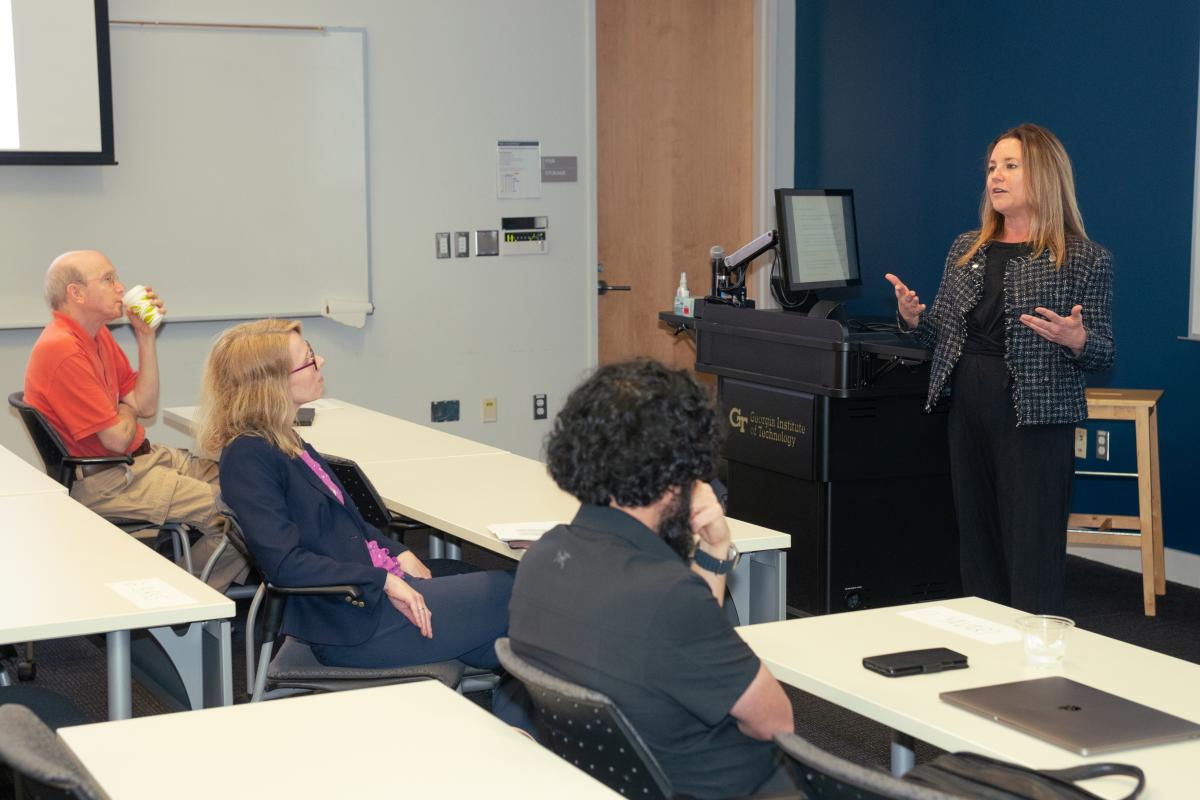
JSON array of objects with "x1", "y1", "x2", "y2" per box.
[{"x1": 903, "y1": 232, "x2": 1114, "y2": 425}]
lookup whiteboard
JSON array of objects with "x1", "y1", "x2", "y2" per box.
[{"x1": 0, "y1": 24, "x2": 369, "y2": 328}]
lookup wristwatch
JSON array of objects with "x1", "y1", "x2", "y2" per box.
[{"x1": 693, "y1": 543, "x2": 740, "y2": 575}]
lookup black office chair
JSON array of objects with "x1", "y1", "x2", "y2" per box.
[
  {"x1": 775, "y1": 732, "x2": 965, "y2": 800},
  {"x1": 8, "y1": 391, "x2": 194, "y2": 681},
  {"x1": 0, "y1": 704, "x2": 108, "y2": 800},
  {"x1": 8, "y1": 392, "x2": 193, "y2": 564},
  {"x1": 319, "y1": 452, "x2": 429, "y2": 544},
  {"x1": 248, "y1": 581, "x2": 468, "y2": 702},
  {"x1": 216, "y1": 513, "x2": 493, "y2": 703},
  {"x1": 494, "y1": 637, "x2": 679, "y2": 799}
]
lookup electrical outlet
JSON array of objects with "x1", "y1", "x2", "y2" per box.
[
  {"x1": 1074, "y1": 427, "x2": 1087, "y2": 459},
  {"x1": 1096, "y1": 429, "x2": 1110, "y2": 461},
  {"x1": 435, "y1": 232, "x2": 450, "y2": 259},
  {"x1": 533, "y1": 394, "x2": 547, "y2": 420},
  {"x1": 455, "y1": 231, "x2": 471, "y2": 257},
  {"x1": 482, "y1": 397, "x2": 498, "y2": 423}
]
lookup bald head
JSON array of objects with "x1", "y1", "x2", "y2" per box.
[{"x1": 45, "y1": 250, "x2": 108, "y2": 310}]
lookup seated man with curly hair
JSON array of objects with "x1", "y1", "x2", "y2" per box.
[{"x1": 508, "y1": 359, "x2": 803, "y2": 800}]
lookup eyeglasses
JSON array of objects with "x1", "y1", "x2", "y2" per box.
[
  {"x1": 80, "y1": 272, "x2": 119, "y2": 287},
  {"x1": 290, "y1": 341, "x2": 318, "y2": 374}
]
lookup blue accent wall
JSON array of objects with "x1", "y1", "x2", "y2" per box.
[{"x1": 794, "y1": 0, "x2": 1200, "y2": 554}]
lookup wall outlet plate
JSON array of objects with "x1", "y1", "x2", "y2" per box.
[
  {"x1": 455, "y1": 231, "x2": 470, "y2": 257},
  {"x1": 435, "y1": 232, "x2": 451, "y2": 259},
  {"x1": 482, "y1": 396, "x2": 498, "y2": 423},
  {"x1": 1095, "y1": 429, "x2": 1110, "y2": 461},
  {"x1": 533, "y1": 393, "x2": 547, "y2": 420},
  {"x1": 475, "y1": 229, "x2": 499, "y2": 256},
  {"x1": 1074, "y1": 427, "x2": 1087, "y2": 459}
]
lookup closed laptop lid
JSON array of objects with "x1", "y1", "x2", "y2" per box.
[{"x1": 940, "y1": 676, "x2": 1200, "y2": 756}]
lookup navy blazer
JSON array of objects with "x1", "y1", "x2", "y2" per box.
[{"x1": 219, "y1": 434, "x2": 408, "y2": 647}]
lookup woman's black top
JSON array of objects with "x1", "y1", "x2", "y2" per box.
[{"x1": 963, "y1": 241, "x2": 1029, "y2": 357}]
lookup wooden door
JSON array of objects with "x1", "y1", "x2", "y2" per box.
[{"x1": 596, "y1": 0, "x2": 756, "y2": 370}]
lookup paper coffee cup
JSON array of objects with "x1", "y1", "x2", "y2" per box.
[{"x1": 123, "y1": 285, "x2": 163, "y2": 329}]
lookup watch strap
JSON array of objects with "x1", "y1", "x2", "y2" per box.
[{"x1": 693, "y1": 544, "x2": 737, "y2": 575}]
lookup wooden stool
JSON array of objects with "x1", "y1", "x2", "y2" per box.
[{"x1": 1067, "y1": 388, "x2": 1165, "y2": 616}]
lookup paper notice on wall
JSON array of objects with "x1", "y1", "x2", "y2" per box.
[
  {"x1": 898, "y1": 605, "x2": 1021, "y2": 644},
  {"x1": 107, "y1": 578, "x2": 195, "y2": 610},
  {"x1": 497, "y1": 140, "x2": 541, "y2": 199}
]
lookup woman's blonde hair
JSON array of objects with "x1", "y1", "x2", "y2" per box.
[
  {"x1": 957, "y1": 123, "x2": 1088, "y2": 268},
  {"x1": 196, "y1": 319, "x2": 304, "y2": 458}
]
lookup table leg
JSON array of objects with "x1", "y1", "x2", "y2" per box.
[
  {"x1": 890, "y1": 731, "x2": 915, "y2": 777},
  {"x1": 107, "y1": 630, "x2": 132, "y2": 720},
  {"x1": 729, "y1": 550, "x2": 787, "y2": 624},
  {"x1": 202, "y1": 620, "x2": 233, "y2": 708},
  {"x1": 445, "y1": 538, "x2": 462, "y2": 560},
  {"x1": 428, "y1": 533, "x2": 445, "y2": 559}
]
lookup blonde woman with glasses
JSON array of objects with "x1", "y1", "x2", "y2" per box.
[
  {"x1": 197, "y1": 320, "x2": 527, "y2": 725},
  {"x1": 884, "y1": 124, "x2": 1114, "y2": 615}
]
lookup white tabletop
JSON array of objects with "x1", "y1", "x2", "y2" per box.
[
  {"x1": 738, "y1": 596, "x2": 1200, "y2": 799},
  {"x1": 164, "y1": 399, "x2": 502, "y2": 463},
  {"x1": 0, "y1": 493, "x2": 233, "y2": 644},
  {"x1": 367, "y1": 451, "x2": 791, "y2": 559},
  {"x1": 0, "y1": 442, "x2": 68, "y2": 497},
  {"x1": 60, "y1": 680, "x2": 618, "y2": 799}
]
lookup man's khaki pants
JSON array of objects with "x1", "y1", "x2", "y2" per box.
[{"x1": 70, "y1": 444, "x2": 250, "y2": 592}]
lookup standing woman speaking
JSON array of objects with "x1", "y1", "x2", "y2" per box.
[{"x1": 885, "y1": 124, "x2": 1113, "y2": 614}]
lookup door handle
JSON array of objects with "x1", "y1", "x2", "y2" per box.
[{"x1": 598, "y1": 279, "x2": 632, "y2": 296}]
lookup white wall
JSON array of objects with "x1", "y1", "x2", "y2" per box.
[
  {"x1": 750, "y1": 0, "x2": 794, "y2": 308},
  {"x1": 2, "y1": 0, "x2": 597, "y2": 463}
]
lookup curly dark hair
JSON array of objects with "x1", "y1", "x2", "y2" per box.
[{"x1": 546, "y1": 359, "x2": 720, "y2": 508}]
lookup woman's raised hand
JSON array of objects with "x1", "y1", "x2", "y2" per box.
[{"x1": 885, "y1": 274, "x2": 925, "y2": 329}]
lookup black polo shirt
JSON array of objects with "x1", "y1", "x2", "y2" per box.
[{"x1": 509, "y1": 504, "x2": 776, "y2": 799}]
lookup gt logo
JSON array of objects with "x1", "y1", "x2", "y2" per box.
[{"x1": 728, "y1": 407, "x2": 748, "y2": 433}]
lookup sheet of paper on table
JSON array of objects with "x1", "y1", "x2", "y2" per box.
[
  {"x1": 486, "y1": 521, "x2": 561, "y2": 548},
  {"x1": 898, "y1": 605, "x2": 1021, "y2": 645}
]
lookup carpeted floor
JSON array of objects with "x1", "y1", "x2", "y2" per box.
[{"x1": 6, "y1": 547, "x2": 1199, "y2": 782}]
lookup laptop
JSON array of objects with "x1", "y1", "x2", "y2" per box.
[{"x1": 940, "y1": 676, "x2": 1200, "y2": 755}]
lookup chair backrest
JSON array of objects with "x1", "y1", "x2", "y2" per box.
[
  {"x1": 494, "y1": 638, "x2": 675, "y2": 800},
  {"x1": 319, "y1": 452, "x2": 391, "y2": 530},
  {"x1": 0, "y1": 704, "x2": 110, "y2": 800},
  {"x1": 775, "y1": 732, "x2": 964, "y2": 800},
  {"x1": 8, "y1": 391, "x2": 73, "y2": 487}
]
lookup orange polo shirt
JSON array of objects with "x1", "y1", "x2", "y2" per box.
[{"x1": 24, "y1": 311, "x2": 145, "y2": 457}]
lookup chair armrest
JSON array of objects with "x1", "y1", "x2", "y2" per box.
[
  {"x1": 261, "y1": 583, "x2": 366, "y2": 646},
  {"x1": 62, "y1": 455, "x2": 135, "y2": 467},
  {"x1": 267, "y1": 583, "x2": 362, "y2": 600}
]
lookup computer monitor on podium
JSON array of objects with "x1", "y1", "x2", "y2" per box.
[{"x1": 774, "y1": 189, "x2": 861, "y2": 317}]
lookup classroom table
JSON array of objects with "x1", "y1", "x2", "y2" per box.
[
  {"x1": 738, "y1": 596, "x2": 1200, "y2": 798},
  {"x1": 165, "y1": 399, "x2": 792, "y2": 622},
  {"x1": 60, "y1": 680, "x2": 619, "y2": 799},
  {"x1": 0, "y1": 493, "x2": 234, "y2": 719},
  {"x1": 367, "y1": 451, "x2": 790, "y2": 623},
  {"x1": 0, "y1": 442, "x2": 69, "y2": 497},
  {"x1": 165, "y1": 399, "x2": 502, "y2": 463}
]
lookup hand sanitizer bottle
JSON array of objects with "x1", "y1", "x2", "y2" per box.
[{"x1": 674, "y1": 272, "x2": 691, "y2": 316}]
